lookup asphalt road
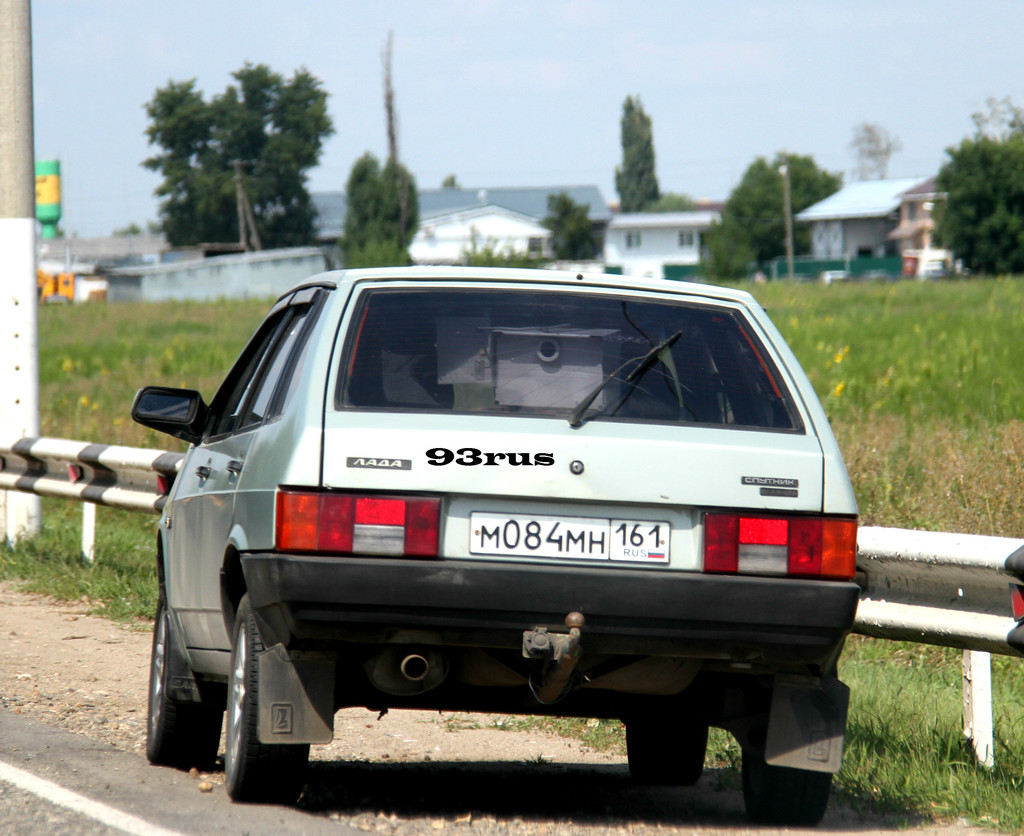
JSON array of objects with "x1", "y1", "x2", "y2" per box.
[
  {"x1": 0, "y1": 709, "x2": 358, "y2": 835},
  {"x1": 1, "y1": 706, "x2": 990, "y2": 836}
]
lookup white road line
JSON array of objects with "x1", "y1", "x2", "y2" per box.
[{"x1": 0, "y1": 758, "x2": 186, "y2": 836}]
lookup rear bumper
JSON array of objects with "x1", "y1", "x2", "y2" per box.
[{"x1": 241, "y1": 554, "x2": 859, "y2": 667}]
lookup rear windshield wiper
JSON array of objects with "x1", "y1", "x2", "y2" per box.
[{"x1": 567, "y1": 330, "x2": 683, "y2": 428}]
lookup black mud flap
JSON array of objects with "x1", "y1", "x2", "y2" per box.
[
  {"x1": 257, "y1": 644, "x2": 336, "y2": 744},
  {"x1": 765, "y1": 674, "x2": 849, "y2": 773},
  {"x1": 165, "y1": 610, "x2": 203, "y2": 704}
]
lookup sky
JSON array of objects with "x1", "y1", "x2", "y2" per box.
[{"x1": 30, "y1": 0, "x2": 1024, "y2": 237}]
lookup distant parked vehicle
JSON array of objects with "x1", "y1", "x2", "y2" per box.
[
  {"x1": 132, "y1": 266, "x2": 859, "y2": 825},
  {"x1": 861, "y1": 269, "x2": 894, "y2": 281},
  {"x1": 819, "y1": 270, "x2": 851, "y2": 285}
]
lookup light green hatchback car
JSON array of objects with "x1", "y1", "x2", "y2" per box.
[{"x1": 132, "y1": 267, "x2": 858, "y2": 825}]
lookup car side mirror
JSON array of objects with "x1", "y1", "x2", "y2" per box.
[{"x1": 131, "y1": 386, "x2": 210, "y2": 444}]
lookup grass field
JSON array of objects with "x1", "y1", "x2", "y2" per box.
[{"x1": 3, "y1": 277, "x2": 1024, "y2": 829}]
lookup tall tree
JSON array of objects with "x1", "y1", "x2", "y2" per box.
[
  {"x1": 850, "y1": 122, "x2": 902, "y2": 180},
  {"x1": 935, "y1": 98, "x2": 1024, "y2": 274},
  {"x1": 144, "y1": 64, "x2": 333, "y2": 248},
  {"x1": 705, "y1": 153, "x2": 841, "y2": 278},
  {"x1": 340, "y1": 152, "x2": 419, "y2": 267},
  {"x1": 543, "y1": 192, "x2": 597, "y2": 260},
  {"x1": 615, "y1": 95, "x2": 660, "y2": 212}
]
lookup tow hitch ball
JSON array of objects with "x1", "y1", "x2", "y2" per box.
[{"x1": 522, "y1": 612, "x2": 585, "y2": 704}]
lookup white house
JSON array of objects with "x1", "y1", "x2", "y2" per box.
[
  {"x1": 312, "y1": 185, "x2": 611, "y2": 266},
  {"x1": 604, "y1": 210, "x2": 719, "y2": 279},
  {"x1": 410, "y1": 204, "x2": 552, "y2": 264}
]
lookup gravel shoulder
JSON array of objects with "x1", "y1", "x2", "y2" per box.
[{"x1": 0, "y1": 580, "x2": 993, "y2": 835}]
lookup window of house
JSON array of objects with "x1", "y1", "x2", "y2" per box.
[
  {"x1": 626, "y1": 232, "x2": 642, "y2": 248},
  {"x1": 678, "y1": 230, "x2": 695, "y2": 248}
]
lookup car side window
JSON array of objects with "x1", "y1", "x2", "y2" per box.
[
  {"x1": 240, "y1": 307, "x2": 311, "y2": 426},
  {"x1": 208, "y1": 303, "x2": 314, "y2": 439}
]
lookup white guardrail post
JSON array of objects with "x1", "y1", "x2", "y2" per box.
[
  {"x1": 856, "y1": 526, "x2": 1024, "y2": 767},
  {"x1": 962, "y1": 650, "x2": 994, "y2": 768}
]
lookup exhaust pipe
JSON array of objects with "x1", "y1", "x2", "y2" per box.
[
  {"x1": 399, "y1": 653, "x2": 431, "y2": 682},
  {"x1": 364, "y1": 646, "x2": 448, "y2": 696}
]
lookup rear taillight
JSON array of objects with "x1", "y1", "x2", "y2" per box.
[
  {"x1": 276, "y1": 490, "x2": 440, "y2": 557},
  {"x1": 704, "y1": 512, "x2": 856, "y2": 580}
]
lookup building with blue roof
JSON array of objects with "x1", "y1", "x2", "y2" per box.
[{"x1": 796, "y1": 177, "x2": 926, "y2": 260}]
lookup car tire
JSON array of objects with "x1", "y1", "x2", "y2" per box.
[
  {"x1": 224, "y1": 594, "x2": 309, "y2": 803},
  {"x1": 741, "y1": 749, "x2": 832, "y2": 825},
  {"x1": 146, "y1": 596, "x2": 223, "y2": 770},
  {"x1": 625, "y1": 714, "x2": 707, "y2": 786}
]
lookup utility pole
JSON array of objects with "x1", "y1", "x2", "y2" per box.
[
  {"x1": 0, "y1": 0, "x2": 42, "y2": 543},
  {"x1": 780, "y1": 163, "x2": 795, "y2": 281},
  {"x1": 382, "y1": 31, "x2": 409, "y2": 241},
  {"x1": 233, "y1": 160, "x2": 262, "y2": 252}
]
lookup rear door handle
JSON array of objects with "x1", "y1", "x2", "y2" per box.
[
  {"x1": 227, "y1": 460, "x2": 244, "y2": 476},
  {"x1": 195, "y1": 465, "x2": 212, "y2": 480}
]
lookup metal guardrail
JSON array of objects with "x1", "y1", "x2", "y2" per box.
[
  {"x1": 854, "y1": 526, "x2": 1024, "y2": 656},
  {"x1": 3, "y1": 442, "x2": 1023, "y2": 653},
  {"x1": 3, "y1": 439, "x2": 1024, "y2": 765},
  {"x1": 854, "y1": 526, "x2": 1024, "y2": 768},
  {"x1": 0, "y1": 437, "x2": 183, "y2": 514}
]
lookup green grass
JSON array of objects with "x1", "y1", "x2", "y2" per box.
[{"x1": 5, "y1": 279, "x2": 1024, "y2": 829}]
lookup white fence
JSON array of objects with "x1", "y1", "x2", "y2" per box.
[{"x1": 2, "y1": 438, "x2": 1024, "y2": 765}]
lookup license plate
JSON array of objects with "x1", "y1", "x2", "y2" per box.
[{"x1": 470, "y1": 513, "x2": 670, "y2": 562}]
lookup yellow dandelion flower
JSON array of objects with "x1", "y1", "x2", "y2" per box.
[
  {"x1": 79, "y1": 395, "x2": 90, "y2": 408},
  {"x1": 832, "y1": 381, "x2": 845, "y2": 398},
  {"x1": 61, "y1": 357, "x2": 74, "y2": 373}
]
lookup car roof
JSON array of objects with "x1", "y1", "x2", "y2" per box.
[{"x1": 283, "y1": 266, "x2": 759, "y2": 309}]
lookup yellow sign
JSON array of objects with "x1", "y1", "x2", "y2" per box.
[{"x1": 35, "y1": 174, "x2": 61, "y2": 205}]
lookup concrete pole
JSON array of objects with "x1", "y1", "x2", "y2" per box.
[
  {"x1": 780, "y1": 164, "x2": 795, "y2": 281},
  {"x1": 0, "y1": 0, "x2": 42, "y2": 543}
]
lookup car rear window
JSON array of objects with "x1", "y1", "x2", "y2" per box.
[{"x1": 336, "y1": 288, "x2": 802, "y2": 431}]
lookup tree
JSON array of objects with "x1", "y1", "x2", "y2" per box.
[
  {"x1": 850, "y1": 122, "x2": 902, "y2": 180},
  {"x1": 542, "y1": 192, "x2": 597, "y2": 260},
  {"x1": 339, "y1": 152, "x2": 419, "y2": 267},
  {"x1": 646, "y1": 192, "x2": 698, "y2": 212},
  {"x1": 935, "y1": 99, "x2": 1024, "y2": 274},
  {"x1": 705, "y1": 153, "x2": 841, "y2": 279},
  {"x1": 970, "y1": 96, "x2": 1024, "y2": 141},
  {"x1": 615, "y1": 95, "x2": 660, "y2": 212},
  {"x1": 462, "y1": 241, "x2": 542, "y2": 268},
  {"x1": 144, "y1": 64, "x2": 333, "y2": 248}
]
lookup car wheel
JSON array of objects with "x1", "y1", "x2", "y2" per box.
[
  {"x1": 146, "y1": 596, "x2": 223, "y2": 770},
  {"x1": 224, "y1": 595, "x2": 309, "y2": 803},
  {"x1": 625, "y1": 714, "x2": 707, "y2": 786},
  {"x1": 741, "y1": 748, "x2": 832, "y2": 825}
]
